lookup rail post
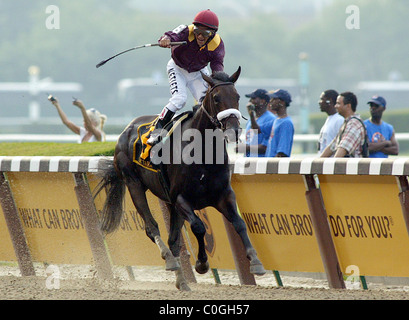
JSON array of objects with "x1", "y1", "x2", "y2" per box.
[
  {"x1": 0, "y1": 172, "x2": 36, "y2": 276},
  {"x1": 222, "y1": 215, "x2": 256, "y2": 285},
  {"x1": 397, "y1": 176, "x2": 409, "y2": 237},
  {"x1": 73, "y1": 173, "x2": 114, "y2": 279},
  {"x1": 303, "y1": 174, "x2": 345, "y2": 289}
]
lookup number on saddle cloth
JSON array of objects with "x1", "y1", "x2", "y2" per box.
[{"x1": 132, "y1": 119, "x2": 158, "y2": 171}]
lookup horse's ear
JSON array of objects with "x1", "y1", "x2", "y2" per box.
[
  {"x1": 201, "y1": 72, "x2": 215, "y2": 87},
  {"x1": 229, "y1": 66, "x2": 241, "y2": 83}
]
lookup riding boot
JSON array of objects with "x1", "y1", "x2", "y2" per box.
[{"x1": 147, "y1": 107, "x2": 175, "y2": 145}]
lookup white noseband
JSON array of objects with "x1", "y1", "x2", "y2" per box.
[{"x1": 216, "y1": 109, "x2": 242, "y2": 121}]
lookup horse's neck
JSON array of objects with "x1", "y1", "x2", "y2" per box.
[
  {"x1": 192, "y1": 104, "x2": 213, "y2": 132},
  {"x1": 187, "y1": 106, "x2": 229, "y2": 165}
]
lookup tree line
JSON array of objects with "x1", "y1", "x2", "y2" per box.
[{"x1": 1, "y1": 0, "x2": 408, "y2": 119}]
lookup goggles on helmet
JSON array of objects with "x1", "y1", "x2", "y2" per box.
[{"x1": 193, "y1": 25, "x2": 214, "y2": 38}]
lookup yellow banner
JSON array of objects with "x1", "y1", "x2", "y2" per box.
[
  {"x1": 7, "y1": 172, "x2": 93, "y2": 264},
  {"x1": 0, "y1": 204, "x2": 17, "y2": 262},
  {"x1": 3, "y1": 170, "x2": 409, "y2": 279},
  {"x1": 231, "y1": 174, "x2": 324, "y2": 273},
  {"x1": 319, "y1": 175, "x2": 409, "y2": 277}
]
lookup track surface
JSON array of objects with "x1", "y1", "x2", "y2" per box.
[
  {"x1": 1, "y1": 265, "x2": 408, "y2": 300},
  {"x1": 1, "y1": 276, "x2": 409, "y2": 300}
]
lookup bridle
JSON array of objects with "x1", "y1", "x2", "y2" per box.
[{"x1": 199, "y1": 82, "x2": 242, "y2": 129}]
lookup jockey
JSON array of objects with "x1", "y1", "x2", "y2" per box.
[{"x1": 147, "y1": 9, "x2": 225, "y2": 145}]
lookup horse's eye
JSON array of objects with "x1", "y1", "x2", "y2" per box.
[{"x1": 213, "y1": 95, "x2": 221, "y2": 104}]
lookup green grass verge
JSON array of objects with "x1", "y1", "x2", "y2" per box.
[{"x1": 0, "y1": 142, "x2": 116, "y2": 156}]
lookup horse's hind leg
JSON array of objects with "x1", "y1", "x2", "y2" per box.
[
  {"x1": 118, "y1": 155, "x2": 179, "y2": 271},
  {"x1": 127, "y1": 182, "x2": 179, "y2": 271}
]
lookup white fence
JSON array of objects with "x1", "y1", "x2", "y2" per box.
[{"x1": 1, "y1": 133, "x2": 409, "y2": 145}]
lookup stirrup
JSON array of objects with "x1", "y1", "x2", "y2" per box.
[{"x1": 147, "y1": 130, "x2": 162, "y2": 146}]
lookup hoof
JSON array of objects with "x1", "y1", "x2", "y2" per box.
[
  {"x1": 195, "y1": 260, "x2": 210, "y2": 275},
  {"x1": 165, "y1": 256, "x2": 180, "y2": 271},
  {"x1": 250, "y1": 262, "x2": 266, "y2": 276},
  {"x1": 176, "y1": 281, "x2": 191, "y2": 291}
]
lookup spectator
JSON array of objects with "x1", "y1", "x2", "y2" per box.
[
  {"x1": 364, "y1": 95, "x2": 399, "y2": 158},
  {"x1": 321, "y1": 91, "x2": 366, "y2": 158},
  {"x1": 48, "y1": 95, "x2": 107, "y2": 143},
  {"x1": 318, "y1": 89, "x2": 344, "y2": 154},
  {"x1": 238, "y1": 89, "x2": 276, "y2": 157},
  {"x1": 265, "y1": 89, "x2": 294, "y2": 157}
]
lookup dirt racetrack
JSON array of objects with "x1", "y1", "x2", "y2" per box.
[{"x1": 0, "y1": 264, "x2": 408, "y2": 300}]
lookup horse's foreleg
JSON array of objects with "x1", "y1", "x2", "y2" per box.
[
  {"x1": 191, "y1": 216, "x2": 210, "y2": 275},
  {"x1": 174, "y1": 195, "x2": 209, "y2": 274},
  {"x1": 216, "y1": 189, "x2": 266, "y2": 276},
  {"x1": 167, "y1": 204, "x2": 192, "y2": 290},
  {"x1": 174, "y1": 257, "x2": 191, "y2": 291}
]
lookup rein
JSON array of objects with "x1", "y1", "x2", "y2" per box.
[{"x1": 199, "y1": 82, "x2": 241, "y2": 129}]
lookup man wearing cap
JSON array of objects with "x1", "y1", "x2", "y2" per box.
[
  {"x1": 148, "y1": 9, "x2": 225, "y2": 145},
  {"x1": 265, "y1": 89, "x2": 294, "y2": 157},
  {"x1": 238, "y1": 89, "x2": 276, "y2": 157},
  {"x1": 321, "y1": 91, "x2": 367, "y2": 158},
  {"x1": 364, "y1": 96, "x2": 399, "y2": 158}
]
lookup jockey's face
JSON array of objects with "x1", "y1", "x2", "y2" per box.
[{"x1": 193, "y1": 25, "x2": 214, "y2": 47}]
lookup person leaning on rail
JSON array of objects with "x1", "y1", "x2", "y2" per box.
[
  {"x1": 48, "y1": 95, "x2": 107, "y2": 143},
  {"x1": 320, "y1": 91, "x2": 366, "y2": 158}
]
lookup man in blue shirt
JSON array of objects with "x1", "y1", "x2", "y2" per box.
[
  {"x1": 265, "y1": 89, "x2": 294, "y2": 157},
  {"x1": 240, "y1": 89, "x2": 276, "y2": 157},
  {"x1": 364, "y1": 95, "x2": 399, "y2": 158}
]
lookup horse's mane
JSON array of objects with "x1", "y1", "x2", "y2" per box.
[
  {"x1": 196, "y1": 71, "x2": 233, "y2": 107},
  {"x1": 211, "y1": 71, "x2": 232, "y2": 83}
]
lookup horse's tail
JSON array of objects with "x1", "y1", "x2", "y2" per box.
[{"x1": 93, "y1": 158, "x2": 126, "y2": 234}]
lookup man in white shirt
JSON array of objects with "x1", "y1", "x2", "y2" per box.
[{"x1": 317, "y1": 89, "x2": 344, "y2": 154}]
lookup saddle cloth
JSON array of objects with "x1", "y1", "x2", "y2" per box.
[{"x1": 132, "y1": 112, "x2": 190, "y2": 172}]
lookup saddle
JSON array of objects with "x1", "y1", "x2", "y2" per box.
[
  {"x1": 132, "y1": 111, "x2": 193, "y2": 202},
  {"x1": 133, "y1": 112, "x2": 191, "y2": 170}
]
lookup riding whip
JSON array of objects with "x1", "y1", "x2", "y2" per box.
[{"x1": 96, "y1": 41, "x2": 187, "y2": 68}]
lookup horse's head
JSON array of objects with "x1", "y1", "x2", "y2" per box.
[{"x1": 200, "y1": 67, "x2": 242, "y2": 143}]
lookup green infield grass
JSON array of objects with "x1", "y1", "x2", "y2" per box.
[{"x1": 0, "y1": 142, "x2": 116, "y2": 156}]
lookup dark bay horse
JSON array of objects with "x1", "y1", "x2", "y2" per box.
[{"x1": 95, "y1": 67, "x2": 265, "y2": 290}]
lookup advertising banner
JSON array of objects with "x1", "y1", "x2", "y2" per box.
[
  {"x1": 7, "y1": 172, "x2": 93, "y2": 264},
  {"x1": 231, "y1": 174, "x2": 324, "y2": 273},
  {"x1": 319, "y1": 175, "x2": 409, "y2": 277}
]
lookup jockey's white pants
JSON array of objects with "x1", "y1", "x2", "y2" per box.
[{"x1": 162, "y1": 59, "x2": 210, "y2": 116}]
